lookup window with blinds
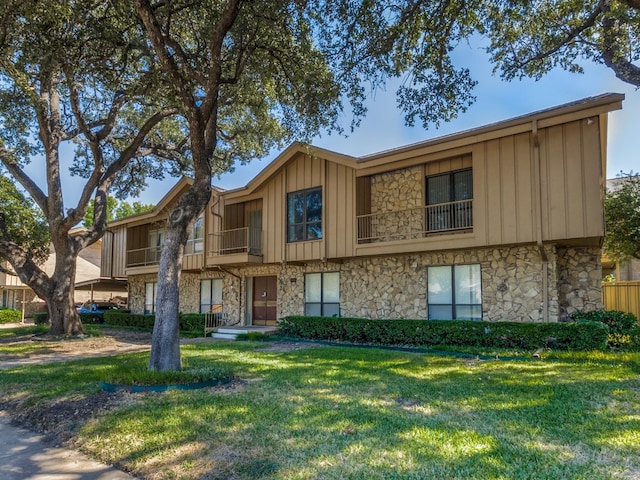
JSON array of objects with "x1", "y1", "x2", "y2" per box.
[{"x1": 426, "y1": 168, "x2": 473, "y2": 233}]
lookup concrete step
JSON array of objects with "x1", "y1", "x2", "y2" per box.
[
  {"x1": 211, "y1": 325, "x2": 278, "y2": 341},
  {"x1": 216, "y1": 327, "x2": 252, "y2": 335},
  {"x1": 211, "y1": 332, "x2": 238, "y2": 340}
]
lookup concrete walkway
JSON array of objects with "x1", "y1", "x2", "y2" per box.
[
  {"x1": 1, "y1": 324, "x2": 138, "y2": 478},
  {"x1": 0, "y1": 412, "x2": 134, "y2": 479}
]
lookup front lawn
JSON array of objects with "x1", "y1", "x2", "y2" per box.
[{"x1": 1, "y1": 340, "x2": 639, "y2": 479}]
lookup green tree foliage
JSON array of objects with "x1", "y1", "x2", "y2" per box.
[
  {"x1": 83, "y1": 198, "x2": 154, "y2": 227},
  {"x1": 605, "y1": 173, "x2": 640, "y2": 261},
  {"x1": 130, "y1": 0, "x2": 639, "y2": 372},
  {"x1": 0, "y1": 175, "x2": 49, "y2": 270},
  {"x1": 130, "y1": 0, "x2": 490, "y2": 370},
  {"x1": 483, "y1": 0, "x2": 640, "y2": 87},
  {"x1": 0, "y1": 0, "x2": 183, "y2": 335}
]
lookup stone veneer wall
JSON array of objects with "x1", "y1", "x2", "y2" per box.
[
  {"x1": 339, "y1": 245, "x2": 561, "y2": 322},
  {"x1": 128, "y1": 272, "x2": 220, "y2": 314},
  {"x1": 369, "y1": 166, "x2": 425, "y2": 241},
  {"x1": 126, "y1": 244, "x2": 602, "y2": 323},
  {"x1": 556, "y1": 246, "x2": 603, "y2": 320}
]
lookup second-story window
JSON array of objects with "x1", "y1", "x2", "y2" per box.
[
  {"x1": 185, "y1": 216, "x2": 204, "y2": 254},
  {"x1": 426, "y1": 168, "x2": 473, "y2": 233},
  {"x1": 287, "y1": 187, "x2": 322, "y2": 242},
  {"x1": 148, "y1": 228, "x2": 164, "y2": 264}
]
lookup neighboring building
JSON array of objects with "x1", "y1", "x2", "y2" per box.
[
  {"x1": 0, "y1": 231, "x2": 126, "y2": 318},
  {"x1": 101, "y1": 94, "x2": 624, "y2": 325}
]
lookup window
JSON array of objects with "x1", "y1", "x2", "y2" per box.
[
  {"x1": 287, "y1": 187, "x2": 322, "y2": 242},
  {"x1": 426, "y1": 168, "x2": 473, "y2": 232},
  {"x1": 148, "y1": 228, "x2": 164, "y2": 263},
  {"x1": 427, "y1": 265, "x2": 481, "y2": 320},
  {"x1": 185, "y1": 216, "x2": 204, "y2": 254},
  {"x1": 305, "y1": 272, "x2": 340, "y2": 317},
  {"x1": 144, "y1": 282, "x2": 157, "y2": 314},
  {"x1": 200, "y1": 278, "x2": 223, "y2": 314}
]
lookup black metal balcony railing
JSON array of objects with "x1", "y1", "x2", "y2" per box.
[
  {"x1": 208, "y1": 227, "x2": 263, "y2": 256},
  {"x1": 357, "y1": 199, "x2": 472, "y2": 244}
]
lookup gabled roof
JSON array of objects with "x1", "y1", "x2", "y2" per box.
[
  {"x1": 108, "y1": 93, "x2": 624, "y2": 224},
  {"x1": 222, "y1": 142, "x2": 357, "y2": 198},
  {"x1": 107, "y1": 176, "x2": 194, "y2": 227},
  {"x1": 357, "y1": 93, "x2": 624, "y2": 167}
]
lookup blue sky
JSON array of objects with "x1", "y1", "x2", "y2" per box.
[
  {"x1": 22, "y1": 43, "x2": 639, "y2": 207},
  {"x1": 206, "y1": 46, "x2": 639, "y2": 202}
]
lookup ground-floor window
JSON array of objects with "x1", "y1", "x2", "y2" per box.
[
  {"x1": 200, "y1": 278, "x2": 223, "y2": 314},
  {"x1": 144, "y1": 282, "x2": 157, "y2": 314},
  {"x1": 305, "y1": 272, "x2": 340, "y2": 317},
  {"x1": 427, "y1": 264, "x2": 481, "y2": 320}
]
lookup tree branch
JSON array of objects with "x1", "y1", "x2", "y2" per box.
[
  {"x1": 508, "y1": 0, "x2": 607, "y2": 73},
  {"x1": 601, "y1": 14, "x2": 640, "y2": 87},
  {"x1": 0, "y1": 150, "x2": 49, "y2": 214}
]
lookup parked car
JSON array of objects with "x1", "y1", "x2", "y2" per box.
[{"x1": 78, "y1": 301, "x2": 120, "y2": 323}]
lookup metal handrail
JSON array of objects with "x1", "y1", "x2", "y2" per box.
[
  {"x1": 357, "y1": 199, "x2": 472, "y2": 244},
  {"x1": 208, "y1": 227, "x2": 262, "y2": 256},
  {"x1": 126, "y1": 246, "x2": 163, "y2": 267}
]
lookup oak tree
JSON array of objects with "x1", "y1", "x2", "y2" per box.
[
  {"x1": 0, "y1": 0, "x2": 180, "y2": 335},
  {"x1": 483, "y1": 0, "x2": 640, "y2": 87},
  {"x1": 605, "y1": 173, "x2": 640, "y2": 261}
]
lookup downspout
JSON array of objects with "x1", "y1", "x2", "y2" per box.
[{"x1": 532, "y1": 120, "x2": 549, "y2": 322}]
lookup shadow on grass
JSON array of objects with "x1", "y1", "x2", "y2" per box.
[{"x1": 2, "y1": 343, "x2": 639, "y2": 479}]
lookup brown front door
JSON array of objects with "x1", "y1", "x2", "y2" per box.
[{"x1": 252, "y1": 276, "x2": 277, "y2": 326}]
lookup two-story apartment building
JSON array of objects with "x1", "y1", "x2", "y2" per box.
[{"x1": 101, "y1": 93, "x2": 624, "y2": 326}]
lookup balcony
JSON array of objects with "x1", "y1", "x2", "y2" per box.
[
  {"x1": 357, "y1": 199, "x2": 472, "y2": 244},
  {"x1": 127, "y1": 246, "x2": 162, "y2": 268},
  {"x1": 207, "y1": 227, "x2": 263, "y2": 266}
]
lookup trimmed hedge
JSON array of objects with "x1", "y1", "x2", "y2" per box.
[
  {"x1": 104, "y1": 311, "x2": 156, "y2": 329},
  {"x1": 0, "y1": 308, "x2": 21, "y2": 324},
  {"x1": 104, "y1": 311, "x2": 207, "y2": 334},
  {"x1": 30, "y1": 311, "x2": 208, "y2": 334},
  {"x1": 33, "y1": 312, "x2": 49, "y2": 325},
  {"x1": 572, "y1": 310, "x2": 640, "y2": 349},
  {"x1": 277, "y1": 316, "x2": 610, "y2": 351}
]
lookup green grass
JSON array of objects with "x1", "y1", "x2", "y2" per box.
[
  {"x1": 102, "y1": 356, "x2": 232, "y2": 385},
  {"x1": 1, "y1": 341, "x2": 639, "y2": 479},
  {"x1": 0, "y1": 325, "x2": 103, "y2": 358},
  {"x1": 0, "y1": 324, "x2": 49, "y2": 339}
]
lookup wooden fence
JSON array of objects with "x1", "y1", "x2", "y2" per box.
[{"x1": 602, "y1": 281, "x2": 640, "y2": 319}]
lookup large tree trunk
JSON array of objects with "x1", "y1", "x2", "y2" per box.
[
  {"x1": 148, "y1": 227, "x2": 184, "y2": 371},
  {"x1": 148, "y1": 176, "x2": 211, "y2": 372},
  {"x1": 47, "y1": 292, "x2": 83, "y2": 336},
  {"x1": 47, "y1": 235, "x2": 83, "y2": 336}
]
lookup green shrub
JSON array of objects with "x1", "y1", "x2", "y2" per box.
[
  {"x1": 572, "y1": 310, "x2": 640, "y2": 349},
  {"x1": 237, "y1": 332, "x2": 270, "y2": 341},
  {"x1": 0, "y1": 308, "x2": 21, "y2": 324},
  {"x1": 79, "y1": 312, "x2": 106, "y2": 324},
  {"x1": 33, "y1": 312, "x2": 49, "y2": 325},
  {"x1": 277, "y1": 316, "x2": 610, "y2": 351},
  {"x1": 103, "y1": 311, "x2": 208, "y2": 334},
  {"x1": 104, "y1": 311, "x2": 156, "y2": 330},
  {"x1": 572, "y1": 310, "x2": 638, "y2": 335},
  {"x1": 179, "y1": 313, "x2": 206, "y2": 334}
]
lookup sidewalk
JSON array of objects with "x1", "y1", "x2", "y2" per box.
[
  {"x1": 1, "y1": 324, "x2": 137, "y2": 479},
  {"x1": 0, "y1": 412, "x2": 134, "y2": 479}
]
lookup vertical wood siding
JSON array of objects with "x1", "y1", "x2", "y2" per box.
[
  {"x1": 325, "y1": 162, "x2": 356, "y2": 259},
  {"x1": 540, "y1": 118, "x2": 603, "y2": 241},
  {"x1": 101, "y1": 225, "x2": 127, "y2": 278}
]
